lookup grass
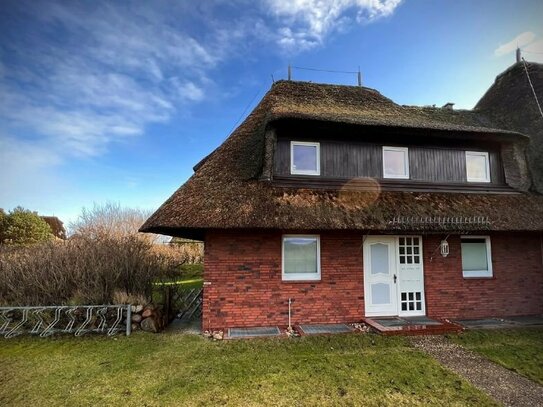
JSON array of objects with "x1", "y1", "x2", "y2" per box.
[
  {"x1": 0, "y1": 333, "x2": 497, "y2": 407},
  {"x1": 449, "y1": 327, "x2": 543, "y2": 385},
  {"x1": 152, "y1": 263, "x2": 204, "y2": 300}
]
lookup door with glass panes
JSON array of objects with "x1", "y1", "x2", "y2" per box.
[{"x1": 363, "y1": 236, "x2": 426, "y2": 317}]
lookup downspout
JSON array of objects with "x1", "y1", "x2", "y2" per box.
[{"x1": 288, "y1": 298, "x2": 292, "y2": 330}]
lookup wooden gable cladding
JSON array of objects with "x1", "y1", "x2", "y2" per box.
[{"x1": 273, "y1": 126, "x2": 506, "y2": 188}]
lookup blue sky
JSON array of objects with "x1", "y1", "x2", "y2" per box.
[{"x1": 1, "y1": 0, "x2": 542, "y2": 226}]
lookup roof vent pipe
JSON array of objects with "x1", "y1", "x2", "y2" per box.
[{"x1": 516, "y1": 47, "x2": 521, "y2": 63}]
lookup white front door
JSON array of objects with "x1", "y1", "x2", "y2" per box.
[
  {"x1": 363, "y1": 236, "x2": 426, "y2": 317},
  {"x1": 363, "y1": 237, "x2": 398, "y2": 316}
]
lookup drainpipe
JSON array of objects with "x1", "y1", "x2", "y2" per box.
[{"x1": 288, "y1": 298, "x2": 292, "y2": 330}]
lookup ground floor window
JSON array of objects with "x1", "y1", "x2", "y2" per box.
[
  {"x1": 282, "y1": 235, "x2": 321, "y2": 281},
  {"x1": 461, "y1": 236, "x2": 493, "y2": 278}
]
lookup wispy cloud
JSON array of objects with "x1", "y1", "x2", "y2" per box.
[
  {"x1": 1, "y1": 0, "x2": 403, "y2": 159},
  {"x1": 522, "y1": 38, "x2": 543, "y2": 63},
  {"x1": 0, "y1": 1, "x2": 223, "y2": 158},
  {"x1": 494, "y1": 31, "x2": 543, "y2": 63},
  {"x1": 265, "y1": 0, "x2": 402, "y2": 51},
  {"x1": 0, "y1": 0, "x2": 403, "y2": 216},
  {"x1": 494, "y1": 31, "x2": 536, "y2": 56}
]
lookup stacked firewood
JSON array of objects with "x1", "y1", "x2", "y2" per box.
[{"x1": 129, "y1": 304, "x2": 166, "y2": 333}]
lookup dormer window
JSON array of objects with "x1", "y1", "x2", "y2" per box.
[
  {"x1": 291, "y1": 141, "x2": 320, "y2": 175},
  {"x1": 465, "y1": 151, "x2": 490, "y2": 183},
  {"x1": 383, "y1": 146, "x2": 409, "y2": 179}
]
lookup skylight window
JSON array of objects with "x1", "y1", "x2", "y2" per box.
[
  {"x1": 383, "y1": 146, "x2": 409, "y2": 179},
  {"x1": 291, "y1": 141, "x2": 320, "y2": 175},
  {"x1": 465, "y1": 151, "x2": 490, "y2": 182}
]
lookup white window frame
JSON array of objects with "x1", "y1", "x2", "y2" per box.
[
  {"x1": 290, "y1": 141, "x2": 320, "y2": 176},
  {"x1": 461, "y1": 235, "x2": 493, "y2": 278},
  {"x1": 465, "y1": 151, "x2": 490, "y2": 183},
  {"x1": 282, "y1": 235, "x2": 321, "y2": 281},
  {"x1": 382, "y1": 146, "x2": 409, "y2": 179}
]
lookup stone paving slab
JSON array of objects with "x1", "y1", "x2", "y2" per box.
[
  {"x1": 165, "y1": 318, "x2": 201, "y2": 335},
  {"x1": 455, "y1": 318, "x2": 518, "y2": 329},
  {"x1": 411, "y1": 335, "x2": 543, "y2": 407}
]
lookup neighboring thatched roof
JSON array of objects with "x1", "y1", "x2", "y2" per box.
[
  {"x1": 475, "y1": 61, "x2": 543, "y2": 192},
  {"x1": 40, "y1": 216, "x2": 66, "y2": 240},
  {"x1": 141, "y1": 80, "x2": 543, "y2": 239}
]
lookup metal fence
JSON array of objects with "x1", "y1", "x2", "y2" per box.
[
  {"x1": 0, "y1": 305, "x2": 131, "y2": 338},
  {"x1": 157, "y1": 286, "x2": 203, "y2": 322}
]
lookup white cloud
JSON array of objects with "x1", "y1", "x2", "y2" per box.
[
  {"x1": 494, "y1": 31, "x2": 536, "y2": 56},
  {"x1": 0, "y1": 0, "x2": 402, "y2": 216},
  {"x1": 170, "y1": 79, "x2": 206, "y2": 103},
  {"x1": 0, "y1": 135, "x2": 66, "y2": 208},
  {"x1": 523, "y1": 38, "x2": 543, "y2": 63},
  {"x1": 0, "y1": 1, "x2": 228, "y2": 160},
  {"x1": 265, "y1": 0, "x2": 402, "y2": 50}
]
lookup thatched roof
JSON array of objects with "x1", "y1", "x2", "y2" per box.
[
  {"x1": 141, "y1": 80, "x2": 543, "y2": 239},
  {"x1": 40, "y1": 216, "x2": 66, "y2": 240},
  {"x1": 475, "y1": 61, "x2": 543, "y2": 192}
]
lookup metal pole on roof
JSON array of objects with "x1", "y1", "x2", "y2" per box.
[
  {"x1": 357, "y1": 67, "x2": 362, "y2": 86},
  {"x1": 288, "y1": 64, "x2": 292, "y2": 81}
]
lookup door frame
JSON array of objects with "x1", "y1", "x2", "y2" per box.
[{"x1": 363, "y1": 235, "x2": 426, "y2": 317}]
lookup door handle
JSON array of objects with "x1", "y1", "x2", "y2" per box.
[{"x1": 393, "y1": 274, "x2": 397, "y2": 283}]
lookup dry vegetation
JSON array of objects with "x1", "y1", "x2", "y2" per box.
[
  {"x1": 0, "y1": 236, "x2": 177, "y2": 306},
  {"x1": 0, "y1": 202, "x2": 203, "y2": 306}
]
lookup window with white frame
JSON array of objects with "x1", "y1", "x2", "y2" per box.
[
  {"x1": 461, "y1": 236, "x2": 493, "y2": 278},
  {"x1": 290, "y1": 141, "x2": 320, "y2": 175},
  {"x1": 282, "y1": 235, "x2": 321, "y2": 281},
  {"x1": 465, "y1": 151, "x2": 490, "y2": 183},
  {"x1": 383, "y1": 146, "x2": 409, "y2": 179}
]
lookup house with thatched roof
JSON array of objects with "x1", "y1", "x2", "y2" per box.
[{"x1": 141, "y1": 56, "x2": 543, "y2": 334}]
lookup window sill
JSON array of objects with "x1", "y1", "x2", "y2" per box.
[
  {"x1": 289, "y1": 172, "x2": 320, "y2": 176},
  {"x1": 281, "y1": 278, "x2": 321, "y2": 283},
  {"x1": 462, "y1": 275, "x2": 494, "y2": 280}
]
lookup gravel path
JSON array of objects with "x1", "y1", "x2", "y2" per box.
[{"x1": 410, "y1": 335, "x2": 543, "y2": 407}]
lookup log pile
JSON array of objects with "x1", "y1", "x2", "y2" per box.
[{"x1": 130, "y1": 304, "x2": 167, "y2": 333}]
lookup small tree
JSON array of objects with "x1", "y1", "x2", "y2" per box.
[{"x1": 1, "y1": 207, "x2": 53, "y2": 245}]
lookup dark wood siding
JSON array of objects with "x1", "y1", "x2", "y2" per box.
[
  {"x1": 274, "y1": 138, "x2": 505, "y2": 185},
  {"x1": 409, "y1": 147, "x2": 466, "y2": 183}
]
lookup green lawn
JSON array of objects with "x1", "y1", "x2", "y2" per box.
[
  {"x1": 0, "y1": 333, "x2": 496, "y2": 406},
  {"x1": 152, "y1": 264, "x2": 204, "y2": 302},
  {"x1": 449, "y1": 327, "x2": 543, "y2": 385}
]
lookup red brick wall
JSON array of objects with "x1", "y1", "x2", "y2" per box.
[
  {"x1": 203, "y1": 230, "x2": 364, "y2": 330},
  {"x1": 203, "y1": 230, "x2": 543, "y2": 330},
  {"x1": 424, "y1": 233, "x2": 543, "y2": 319}
]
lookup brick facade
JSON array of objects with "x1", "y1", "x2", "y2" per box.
[
  {"x1": 203, "y1": 230, "x2": 543, "y2": 330},
  {"x1": 424, "y1": 233, "x2": 543, "y2": 319}
]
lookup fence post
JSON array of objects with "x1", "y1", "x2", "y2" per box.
[
  {"x1": 165, "y1": 286, "x2": 171, "y2": 322},
  {"x1": 126, "y1": 304, "x2": 132, "y2": 336}
]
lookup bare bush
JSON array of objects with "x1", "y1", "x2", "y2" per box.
[
  {"x1": 0, "y1": 236, "x2": 178, "y2": 306},
  {"x1": 153, "y1": 242, "x2": 203, "y2": 266},
  {"x1": 69, "y1": 201, "x2": 164, "y2": 244}
]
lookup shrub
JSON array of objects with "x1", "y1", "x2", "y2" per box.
[
  {"x1": 1, "y1": 207, "x2": 53, "y2": 245},
  {"x1": 0, "y1": 235, "x2": 177, "y2": 306}
]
